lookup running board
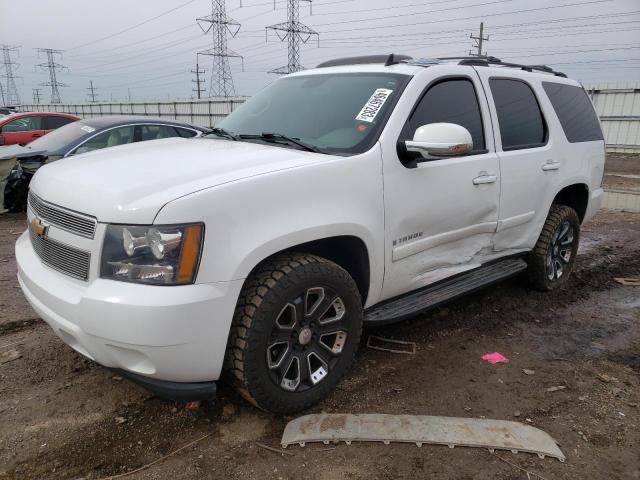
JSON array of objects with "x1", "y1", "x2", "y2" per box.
[{"x1": 364, "y1": 258, "x2": 527, "y2": 325}]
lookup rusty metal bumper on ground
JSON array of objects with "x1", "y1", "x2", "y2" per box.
[{"x1": 281, "y1": 413, "x2": 566, "y2": 462}]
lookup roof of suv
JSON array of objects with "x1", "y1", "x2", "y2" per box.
[{"x1": 293, "y1": 54, "x2": 580, "y2": 87}]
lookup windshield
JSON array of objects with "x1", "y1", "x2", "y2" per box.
[
  {"x1": 217, "y1": 72, "x2": 410, "y2": 155},
  {"x1": 25, "y1": 121, "x2": 95, "y2": 153}
]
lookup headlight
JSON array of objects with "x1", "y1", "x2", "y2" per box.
[{"x1": 100, "y1": 223, "x2": 204, "y2": 285}]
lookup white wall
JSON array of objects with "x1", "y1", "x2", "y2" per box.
[
  {"x1": 586, "y1": 81, "x2": 640, "y2": 154},
  {"x1": 18, "y1": 97, "x2": 248, "y2": 129}
]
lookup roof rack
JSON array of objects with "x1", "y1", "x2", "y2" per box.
[
  {"x1": 316, "y1": 54, "x2": 413, "y2": 68},
  {"x1": 439, "y1": 56, "x2": 567, "y2": 78}
]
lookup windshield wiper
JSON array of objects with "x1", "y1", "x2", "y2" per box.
[
  {"x1": 207, "y1": 127, "x2": 239, "y2": 141},
  {"x1": 239, "y1": 132, "x2": 322, "y2": 153}
]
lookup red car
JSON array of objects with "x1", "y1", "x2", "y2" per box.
[{"x1": 0, "y1": 112, "x2": 80, "y2": 146}]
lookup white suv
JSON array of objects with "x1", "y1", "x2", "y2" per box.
[{"x1": 16, "y1": 55, "x2": 605, "y2": 414}]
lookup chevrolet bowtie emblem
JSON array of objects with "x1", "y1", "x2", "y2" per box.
[{"x1": 31, "y1": 218, "x2": 48, "y2": 237}]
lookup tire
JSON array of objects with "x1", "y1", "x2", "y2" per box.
[
  {"x1": 526, "y1": 204, "x2": 580, "y2": 291},
  {"x1": 225, "y1": 252, "x2": 363, "y2": 415}
]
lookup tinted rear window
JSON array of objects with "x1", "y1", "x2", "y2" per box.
[
  {"x1": 542, "y1": 82, "x2": 603, "y2": 143},
  {"x1": 46, "y1": 116, "x2": 76, "y2": 130},
  {"x1": 490, "y1": 78, "x2": 547, "y2": 150},
  {"x1": 175, "y1": 127, "x2": 198, "y2": 138}
]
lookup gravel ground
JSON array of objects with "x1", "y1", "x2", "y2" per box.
[{"x1": 0, "y1": 155, "x2": 638, "y2": 480}]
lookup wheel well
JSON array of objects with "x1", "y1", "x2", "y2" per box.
[
  {"x1": 552, "y1": 184, "x2": 589, "y2": 223},
  {"x1": 259, "y1": 236, "x2": 371, "y2": 305}
]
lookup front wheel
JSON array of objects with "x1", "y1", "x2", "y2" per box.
[
  {"x1": 226, "y1": 253, "x2": 363, "y2": 415},
  {"x1": 526, "y1": 205, "x2": 580, "y2": 291}
]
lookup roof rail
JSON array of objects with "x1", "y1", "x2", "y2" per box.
[
  {"x1": 439, "y1": 56, "x2": 567, "y2": 78},
  {"x1": 316, "y1": 54, "x2": 413, "y2": 69}
]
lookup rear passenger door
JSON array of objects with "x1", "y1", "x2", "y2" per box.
[{"x1": 475, "y1": 69, "x2": 555, "y2": 252}]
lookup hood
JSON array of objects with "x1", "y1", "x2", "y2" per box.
[
  {"x1": 0, "y1": 144, "x2": 45, "y2": 160},
  {"x1": 0, "y1": 144, "x2": 51, "y2": 163},
  {"x1": 30, "y1": 137, "x2": 331, "y2": 223}
]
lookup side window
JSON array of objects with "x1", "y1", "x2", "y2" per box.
[
  {"x1": 139, "y1": 124, "x2": 179, "y2": 141},
  {"x1": 77, "y1": 126, "x2": 134, "y2": 153},
  {"x1": 542, "y1": 82, "x2": 604, "y2": 143},
  {"x1": 405, "y1": 78, "x2": 486, "y2": 153},
  {"x1": 2, "y1": 116, "x2": 43, "y2": 132},
  {"x1": 175, "y1": 127, "x2": 198, "y2": 138},
  {"x1": 489, "y1": 79, "x2": 546, "y2": 150},
  {"x1": 45, "y1": 116, "x2": 76, "y2": 130}
]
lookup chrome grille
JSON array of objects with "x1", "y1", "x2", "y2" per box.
[
  {"x1": 29, "y1": 225, "x2": 91, "y2": 281},
  {"x1": 28, "y1": 192, "x2": 96, "y2": 239}
]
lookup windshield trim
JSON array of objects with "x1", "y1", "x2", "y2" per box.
[{"x1": 219, "y1": 72, "x2": 412, "y2": 157}]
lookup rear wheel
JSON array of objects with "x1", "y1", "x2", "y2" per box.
[
  {"x1": 226, "y1": 253, "x2": 362, "y2": 415},
  {"x1": 526, "y1": 205, "x2": 580, "y2": 291}
]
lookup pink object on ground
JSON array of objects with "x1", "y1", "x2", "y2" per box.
[{"x1": 482, "y1": 352, "x2": 509, "y2": 364}]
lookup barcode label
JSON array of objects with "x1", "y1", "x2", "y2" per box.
[{"x1": 355, "y1": 88, "x2": 393, "y2": 123}]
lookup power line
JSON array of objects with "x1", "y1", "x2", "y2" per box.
[
  {"x1": 266, "y1": 0, "x2": 319, "y2": 74},
  {"x1": 197, "y1": 0, "x2": 243, "y2": 97},
  {"x1": 62, "y1": 7, "x2": 639, "y2": 73},
  {"x1": 36, "y1": 48, "x2": 68, "y2": 104},
  {"x1": 87, "y1": 80, "x2": 98, "y2": 102},
  {"x1": 311, "y1": 0, "x2": 515, "y2": 28},
  {"x1": 315, "y1": 0, "x2": 614, "y2": 34},
  {"x1": 309, "y1": 0, "x2": 460, "y2": 16},
  {"x1": 67, "y1": 0, "x2": 198, "y2": 51},
  {"x1": 1, "y1": 45, "x2": 21, "y2": 105},
  {"x1": 69, "y1": 12, "x2": 640, "y2": 81}
]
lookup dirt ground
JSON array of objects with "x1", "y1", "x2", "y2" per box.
[{"x1": 0, "y1": 155, "x2": 639, "y2": 480}]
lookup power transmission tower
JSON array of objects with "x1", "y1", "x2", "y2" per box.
[
  {"x1": 266, "y1": 0, "x2": 318, "y2": 75},
  {"x1": 1, "y1": 45, "x2": 22, "y2": 105},
  {"x1": 197, "y1": 0, "x2": 243, "y2": 98},
  {"x1": 32, "y1": 88, "x2": 42, "y2": 104},
  {"x1": 469, "y1": 22, "x2": 489, "y2": 57},
  {"x1": 87, "y1": 80, "x2": 98, "y2": 103},
  {"x1": 192, "y1": 54, "x2": 206, "y2": 99},
  {"x1": 36, "y1": 48, "x2": 68, "y2": 104},
  {"x1": 0, "y1": 82, "x2": 5, "y2": 106}
]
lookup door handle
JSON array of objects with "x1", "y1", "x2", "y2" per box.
[
  {"x1": 31, "y1": 133, "x2": 42, "y2": 137},
  {"x1": 472, "y1": 173, "x2": 498, "y2": 185},
  {"x1": 542, "y1": 161, "x2": 560, "y2": 171}
]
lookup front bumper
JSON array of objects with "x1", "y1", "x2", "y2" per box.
[
  {"x1": 16, "y1": 231, "x2": 244, "y2": 386},
  {"x1": 113, "y1": 369, "x2": 217, "y2": 402}
]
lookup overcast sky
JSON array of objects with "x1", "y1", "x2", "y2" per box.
[{"x1": 1, "y1": 0, "x2": 639, "y2": 103}]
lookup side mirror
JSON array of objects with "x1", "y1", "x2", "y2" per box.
[{"x1": 405, "y1": 123, "x2": 473, "y2": 159}]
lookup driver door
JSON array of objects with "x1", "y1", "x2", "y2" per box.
[
  {"x1": 0, "y1": 116, "x2": 46, "y2": 146},
  {"x1": 380, "y1": 74, "x2": 501, "y2": 300}
]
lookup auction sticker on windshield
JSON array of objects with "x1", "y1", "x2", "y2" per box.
[
  {"x1": 355, "y1": 88, "x2": 393, "y2": 123},
  {"x1": 80, "y1": 125, "x2": 96, "y2": 133}
]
